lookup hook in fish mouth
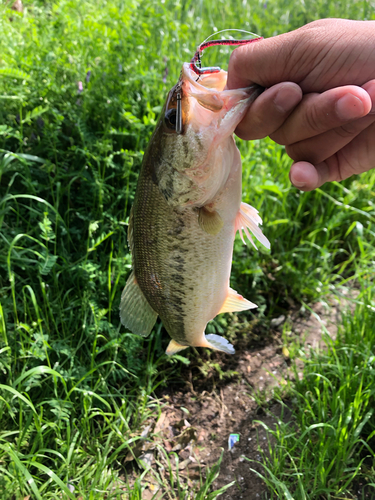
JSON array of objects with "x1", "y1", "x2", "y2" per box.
[{"x1": 172, "y1": 31, "x2": 263, "y2": 135}]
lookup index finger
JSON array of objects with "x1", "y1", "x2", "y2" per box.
[{"x1": 227, "y1": 36, "x2": 289, "y2": 89}]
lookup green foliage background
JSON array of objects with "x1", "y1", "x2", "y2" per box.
[{"x1": 0, "y1": 0, "x2": 375, "y2": 498}]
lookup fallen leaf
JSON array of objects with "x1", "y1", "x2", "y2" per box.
[
  {"x1": 178, "y1": 458, "x2": 191, "y2": 470},
  {"x1": 139, "y1": 451, "x2": 154, "y2": 469},
  {"x1": 125, "y1": 425, "x2": 153, "y2": 462},
  {"x1": 161, "y1": 439, "x2": 171, "y2": 452},
  {"x1": 154, "y1": 413, "x2": 169, "y2": 435},
  {"x1": 282, "y1": 346, "x2": 290, "y2": 358},
  {"x1": 172, "y1": 427, "x2": 197, "y2": 451}
]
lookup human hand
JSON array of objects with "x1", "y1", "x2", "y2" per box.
[{"x1": 227, "y1": 19, "x2": 375, "y2": 190}]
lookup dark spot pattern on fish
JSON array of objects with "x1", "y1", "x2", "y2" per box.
[
  {"x1": 171, "y1": 273, "x2": 184, "y2": 284},
  {"x1": 161, "y1": 186, "x2": 173, "y2": 201},
  {"x1": 173, "y1": 255, "x2": 184, "y2": 264},
  {"x1": 168, "y1": 226, "x2": 182, "y2": 236},
  {"x1": 130, "y1": 164, "x2": 194, "y2": 343}
]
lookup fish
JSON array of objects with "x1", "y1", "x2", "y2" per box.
[{"x1": 120, "y1": 59, "x2": 270, "y2": 356}]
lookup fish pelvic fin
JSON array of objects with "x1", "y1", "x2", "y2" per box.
[
  {"x1": 120, "y1": 270, "x2": 158, "y2": 337},
  {"x1": 203, "y1": 334, "x2": 235, "y2": 355},
  {"x1": 235, "y1": 202, "x2": 270, "y2": 250},
  {"x1": 166, "y1": 339, "x2": 189, "y2": 356},
  {"x1": 219, "y1": 287, "x2": 257, "y2": 314}
]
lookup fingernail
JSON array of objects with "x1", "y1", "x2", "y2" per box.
[
  {"x1": 335, "y1": 93, "x2": 365, "y2": 120},
  {"x1": 274, "y1": 85, "x2": 302, "y2": 113},
  {"x1": 290, "y1": 169, "x2": 307, "y2": 188},
  {"x1": 292, "y1": 179, "x2": 306, "y2": 188}
]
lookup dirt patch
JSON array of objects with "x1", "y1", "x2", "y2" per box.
[{"x1": 127, "y1": 296, "x2": 348, "y2": 499}]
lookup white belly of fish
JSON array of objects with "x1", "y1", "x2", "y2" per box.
[{"x1": 175, "y1": 148, "x2": 242, "y2": 346}]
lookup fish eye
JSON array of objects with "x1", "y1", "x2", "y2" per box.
[{"x1": 164, "y1": 109, "x2": 177, "y2": 129}]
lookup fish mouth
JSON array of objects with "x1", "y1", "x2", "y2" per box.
[
  {"x1": 162, "y1": 63, "x2": 262, "y2": 136},
  {"x1": 181, "y1": 62, "x2": 263, "y2": 101},
  {"x1": 179, "y1": 62, "x2": 262, "y2": 135}
]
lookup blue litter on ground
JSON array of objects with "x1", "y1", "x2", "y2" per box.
[{"x1": 228, "y1": 433, "x2": 240, "y2": 450}]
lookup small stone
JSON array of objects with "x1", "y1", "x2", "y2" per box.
[{"x1": 271, "y1": 315, "x2": 285, "y2": 327}]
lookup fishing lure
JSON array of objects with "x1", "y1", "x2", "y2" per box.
[{"x1": 175, "y1": 29, "x2": 263, "y2": 134}]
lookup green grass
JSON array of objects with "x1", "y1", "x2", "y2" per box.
[
  {"x1": 250, "y1": 292, "x2": 375, "y2": 498},
  {"x1": 0, "y1": 0, "x2": 375, "y2": 498}
]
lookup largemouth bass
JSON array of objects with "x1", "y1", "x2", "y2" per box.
[{"x1": 120, "y1": 60, "x2": 270, "y2": 355}]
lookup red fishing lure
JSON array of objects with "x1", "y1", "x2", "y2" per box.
[{"x1": 190, "y1": 33, "x2": 263, "y2": 76}]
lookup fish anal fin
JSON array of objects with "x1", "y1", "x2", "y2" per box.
[
  {"x1": 166, "y1": 339, "x2": 189, "y2": 355},
  {"x1": 218, "y1": 287, "x2": 257, "y2": 314},
  {"x1": 120, "y1": 270, "x2": 158, "y2": 337},
  {"x1": 198, "y1": 207, "x2": 223, "y2": 236},
  {"x1": 203, "y1": 334, "x2": 235, "y2": 355},
  {"x1": 235, "y1": 202, "x2": 270, "y2": 250}
]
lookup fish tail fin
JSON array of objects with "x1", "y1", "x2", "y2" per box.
[
  {"x1": 235, "y1": 202, "x2": 270, "y2": 250},
  {"x1": 202, "y1": 334, "x2": 235, "y2": 355}
]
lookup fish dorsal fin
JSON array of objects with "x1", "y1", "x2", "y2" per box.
[
  {"x1": 218, "y1": 287, "x2": 257, "y2": 314},
  {"x1": 120, "y1": 270, "x2": 158, "y2": 337},
  {"x1": 127, "y1": 206, "x2": 134, "y2": 256},
  {"x1": 204, "y1": 334, "x2": 235, "y2": 354},
  {"x1": 166, "y1": 339, "x2": 189, "y2": 355},
  {"x1": 198, "y1": 207, "x2": 223, "y2": 235},
  {"x1": 235, "y1": 202, "x2": 270, "y2": 250}
]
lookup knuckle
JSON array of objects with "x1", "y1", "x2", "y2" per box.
[
  {"x1": 304, "y1": 105, "x2": 325, "y2": 134},
  {"x1": 334, "y1": 122, "x2": 360, "y2": 139},
  {"x1": 285, "y1": 144, "x2": 299, "y2": 161},
  {"x1": 228, "y1": 47, "x2": 245, "y2": 75},
  {"x1": 269, "y1": 129, "x2": 288, "y2": 145},
  {"x1": 286, "y1": 142, "x2": 321, "y2": 164}
]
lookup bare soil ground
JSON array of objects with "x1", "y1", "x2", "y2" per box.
[{"x1": 126, "y1": 296, "x2": 345, "y2": 499}]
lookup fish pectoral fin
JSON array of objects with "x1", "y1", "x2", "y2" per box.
[
  {"x1": 166, "y1": 339, "x2": 189, "y2": 355},
  {"x1": 203, "y1": 334, "x2": 235, "y2": 355},
  {"x1": 120, "y1": 270, "x2": 158, "y2": 337},
  {"x1": 218, "y1": 287, "x2": 257, "y2": 314},
  {"x1": 235, "y1": 202, "x2": 270, "y2": 250},
  {"x1": 198, "y1": 207, "x2": 223, "y2": 236}
]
